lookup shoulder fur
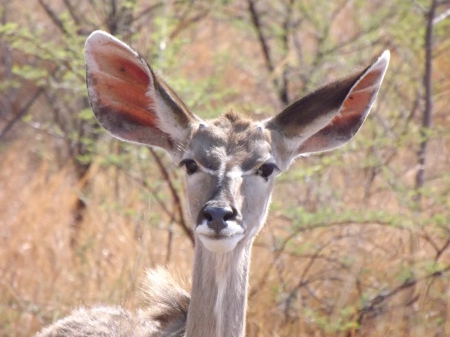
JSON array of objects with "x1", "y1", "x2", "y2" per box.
[
  {"x1": 35, "y1": 306, "x2": 140, "y2": 337},
  {"x1": 139, "y1": 267, "x2": 190, "y2": 336},
  {"x1": 35, "y1": 268, "x2": 190, "y2": 337}
]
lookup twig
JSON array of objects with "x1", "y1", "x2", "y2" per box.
[
  {"x1": 414, "y1": 0, "x2": 438, "y2": 208},
  {"x1": 357, "y1": 264, "x2": 450, "y2": 324},
  {"x1": 0, "y1": 87, "x2": 44, "y2": 141},
  {"x1": 247, "y1": 0, "x2": 275, "y2": 74},
  {"x1": 149, "y1": 148, "x2": 194, "y2": 246},
  {"x1": 37, "y1": 0, "x2": 68, "y2": 35}
]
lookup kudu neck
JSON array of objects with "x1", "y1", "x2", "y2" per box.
[{"x1": 185, "y1": 240, "x2": 253, "y2": 337}]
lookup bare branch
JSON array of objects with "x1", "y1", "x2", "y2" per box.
[
  {"x1": 37, "y1": 0, "x2": 68, "y2": 35},
  {"x1": 62, "y1": 0, "x2": 81, "y2": 26},
  {"x1": 247, "y1": 0, "x2": 275, "y2": 75},
  {"x1": 357, "y1": 264, "x2": 450, "y2": 324},
  {"x1": 414, "y1": 0, "x2": 438, "y2": 208},
  {"x1": 149, "y1": 148, "x2": 195, "y2": 246},
  {"x1": 247, "y1": 0, "x2": 294, "y2": 105},
  {"x1": 0, "y1": 87, "x2": 44, "y2": 141}
]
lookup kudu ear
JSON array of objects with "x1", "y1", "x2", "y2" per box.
[
  {"x1": 84, "y1": 30, "x2": 200, "y2": 154},
  {"x1": 267, "y1": 51, "x2": 389, "y2": 164}
]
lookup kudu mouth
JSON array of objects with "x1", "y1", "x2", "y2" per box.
[{"x1": 195, "y1": 203, "x2": 244, "y2": 253}]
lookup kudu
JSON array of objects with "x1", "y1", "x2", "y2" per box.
[{"x1": 36, "y1": 31, "x2": 389, "y2": 337}]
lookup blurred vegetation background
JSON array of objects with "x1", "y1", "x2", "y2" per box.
[{"x1": 1, "y1": 0, "x2": 450, "y2": 336}]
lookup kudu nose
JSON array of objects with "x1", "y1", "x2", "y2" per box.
[{"x1": 203, "y1": 206, "x2": 236, "y2": 234}]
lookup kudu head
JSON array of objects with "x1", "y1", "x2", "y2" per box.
[{"x1": 85, "y1": 31, "x2": 389, "y2": 254}]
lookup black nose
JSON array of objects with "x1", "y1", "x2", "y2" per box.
[{"x1": 203, "y1": 206, "x2": 236, "y2": 234}]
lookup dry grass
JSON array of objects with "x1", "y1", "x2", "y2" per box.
[{"x1": 0, "y1": 138, "x2": 194, "y2": 336}]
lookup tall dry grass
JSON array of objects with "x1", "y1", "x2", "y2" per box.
[{"x1": 0, "y1": 137, "x2": 194, "y2": 336}]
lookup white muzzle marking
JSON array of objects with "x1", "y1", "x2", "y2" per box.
[{"x1": 196, "y1": 221, "x2": 244, "y2": 253}]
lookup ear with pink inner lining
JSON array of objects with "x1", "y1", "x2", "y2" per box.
[
  {"x1": 268, "y1": 50, "x2": 390, "y2": 159},
  {"x1": 85, "y1": 30, "x2": 199, "y2": 153}
]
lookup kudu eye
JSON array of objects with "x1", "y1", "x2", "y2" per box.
[
  {"x1": 256, "y1": 163, "x2": 280, "y2": 182},
  {"x1": 180, "y1": 159, "x2": 199, "y2": 175}
]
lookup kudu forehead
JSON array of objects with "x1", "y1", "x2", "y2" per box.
[{"x1": 187, "y1": 113, "x2": 272, "y2": 171}]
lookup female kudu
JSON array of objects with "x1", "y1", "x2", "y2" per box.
[{"x1": 37, "y1": 31, "x2": 389, "y2": 337}]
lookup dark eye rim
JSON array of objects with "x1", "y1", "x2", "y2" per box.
[
  {"x1": 179, "y1": 159, "x2": 199, "y2": 175},
  {"x1": 256, "y1": 163, "x2": 280, "y2": 181}
]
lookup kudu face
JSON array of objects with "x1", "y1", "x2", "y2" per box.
[
  {"x1": 84, "y1": 31, "x2": 389, "y2": 254},
  {"x1": 181, "y1": 116, "x2": 277, "y2": 252}
]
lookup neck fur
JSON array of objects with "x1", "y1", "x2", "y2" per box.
[{"x1": 185, "y1": 240, "x2": 252, "y2": 337}]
